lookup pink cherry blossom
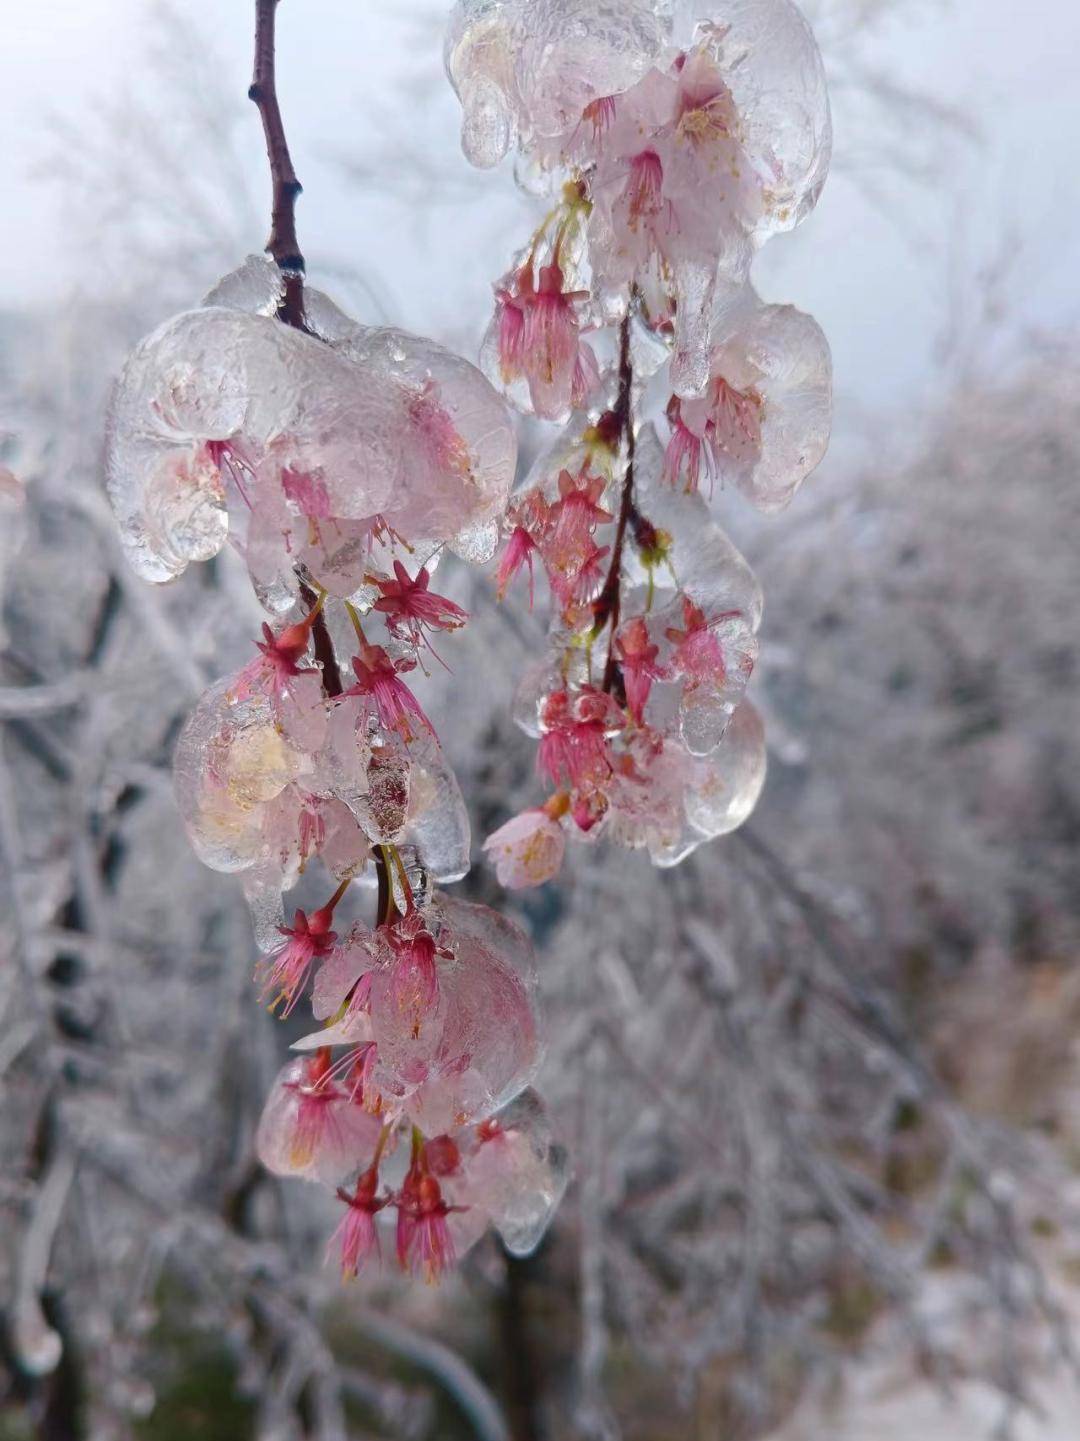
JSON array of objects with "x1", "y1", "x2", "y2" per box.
[
  {"x1": 407, "y1": 379, "x2": 473, "y2": 483},
  {"x1": 372, "y1": 561, "x2": 468, "y2": 646},
  {"x1": 614, "y1": 616, "x2": 665, "y2": 723},
  {"x1": 495, "y1": 258, "x2": 590, "y2": 420},
  {"x1": 571, "y1": 339, "x2": 601, "y2": 410},
  {"x1": 385, "y1": 911, "x2": 443, "y2": 1036},
  {"x1": 256, "y1": 1050, "x2": 384, "y2": 1183},
  {"x1": 259, "y1": 902, "x2": 338, "y2": 1016},
  {"x1": 227, "y1": 603, "x2": 328, "y2": 750},
  {"x1": 332, "y1": 1165, "x2": 388, "y2": 1279},
  {"x1": 664, "y1": 597, "x2": 733, "y2": 690},
  {"x1": 342, "y1": 640, "x2": 435, "y2": 743},
  {"x1": 537, "y1": 688, "x2": 617, "y2": 790},
  {"x1": 663, "y1": 377, "x2": 763, "y2": 496},
  {"x1": 396, "y1": 1169, "x2": 465, "y2": 1284},
  {"x1": 496, "y1": 524, "x2": 538, "y2": 605},
  {"x1": 484, "y1": 805, "x2": 567, "y2": 889}
]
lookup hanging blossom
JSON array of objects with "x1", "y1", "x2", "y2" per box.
[
  {"x1": 106, "y1": 250, "x2": 569, "y2": 1281},
  {"x1": 445, "y1": 0, "x2": 833, "y2": 886}
]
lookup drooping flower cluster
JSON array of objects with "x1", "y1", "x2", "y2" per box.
[
  {"x1": 445, "y1": 0, "x2": 833, "y2": 887},
  {"x1": 106, "y1": 256, "x2": 567, "y2": 1279}
]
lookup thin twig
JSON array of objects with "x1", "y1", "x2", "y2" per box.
[
  {"x1": 250, "y1": 0, "x2": 307, "y2": 328},
  {"x1": 598, "y1": 313, "x2": 636, "y2": 694}
]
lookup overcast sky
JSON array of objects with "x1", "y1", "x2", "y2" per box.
[{"x1": 2, "y1": 0, "x2": 1078, "y2": 437}]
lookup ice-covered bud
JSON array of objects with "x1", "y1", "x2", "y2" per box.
[
  {"x1": 484, "y1": 800, "x2": 568, "y2": 889},
  {"x1": 256, "y1": 1051, "x2": 384, "y2": 1184},
  {"x1": 614, "y1": 616, "x2": 666, "y2": 723}
]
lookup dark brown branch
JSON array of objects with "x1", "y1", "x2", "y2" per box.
[
  {"x1": 598, "y1": 313, "x2": 636, "y2": 694},
  {"x1": 250, "y1": 0, "x2": 307, "y2": 329},
  {"x1": 298, "y1": 581, "x2": 342, "y2": 697}
]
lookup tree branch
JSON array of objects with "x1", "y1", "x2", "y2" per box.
[
  {"x1": 599, "y1": 312, "x2": 636, "y2": 695},
  {"x1": 250, "y1": 0, "x2": 307, "y2": 329}
]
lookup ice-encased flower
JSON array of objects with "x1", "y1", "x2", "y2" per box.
[
  {"x1": 663, "y1": 285, "x2": 832, "y2": 510},
  {"x1": 483, "y1": 807, "x2": 567, "y2": 888},
  {"x1": 670, "y1": 0, "x2": 832, "y2": 239},
  {"x1": 256, "y1": 1051, "x2": 384, "y2": 1185},
  {"x1": 106, "y1": 261, "x2": 517, "y2": 594},
  {"x1": 450, "y1": 1089, "x2": 570, "y2": 1257},
  {"x1": 384, "y1": 896, "x2": 541, "y2": 1133},
  {"x1": 444, "y1": 0, "x2": 670, "y2": 166}
]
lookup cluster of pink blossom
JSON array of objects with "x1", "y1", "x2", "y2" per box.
[
  {"x1": 105, "y1": 256, "x2": 567, "y2": 1280},
  {"x1": 445, "y1": 0, "x2": 833, "y2": 888}
]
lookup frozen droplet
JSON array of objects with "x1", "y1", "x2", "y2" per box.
[{"x1": 684, "y1": 700, "x2": 767, "y2": 837}]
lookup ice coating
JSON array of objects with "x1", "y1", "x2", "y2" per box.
[
  {"x1": 633, "y1": 421, "x2": 765, "y2": 627},
  {"x1": 299, "y1": 896, "x2": 541, "y2": 1141},
  {"x1": 684, "y1": 698, "x2": 766, "y2": 839},
  {"x1": 403, "y1": 896, "x2": 541, "y2": 1133},
  {"x1": 444, "y1": 0, "x2": 520, "y2": 168},
  {"x1": 404, "y1": 735, "x2": 472, "y2": 884},
  {"x1": 106, "y1": 260, "x2": 518, "y2": 596}
]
